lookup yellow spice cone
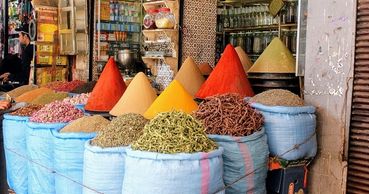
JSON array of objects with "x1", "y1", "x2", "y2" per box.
[
  {"x1": 110, "y1": 72, "x2": 157, "y2": 116},
  {"x1": 144, "y1": 80, "x2": 198, "y2": 119},
  {"x1": 248, "y1": 37, "x2": 295, "y2": 74},
  {"x1": 174, "y1": 57, "x2": 205, "y2": 97},
  {"x1": 235, "y1": 46, "x2": 253, "y2": 73}
]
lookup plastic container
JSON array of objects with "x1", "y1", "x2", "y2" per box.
[
  {"x1": 143, "y1": 9, "x2": 158, "y2": 29},
  {"x1": 155, "y1": 8, "x2": 175, "y2": 29}
]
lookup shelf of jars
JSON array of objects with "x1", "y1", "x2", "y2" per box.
[
  {"x1": 141, "y1": 0, "x2": 180, "y2": 78},
  {"x1": 215, "y1": 0, "x2": 298, "y2": 62}
]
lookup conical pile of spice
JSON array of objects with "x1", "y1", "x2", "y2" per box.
[
  {"x1": 110, "y1": 72, "x2": 157, "y2": 116},
  {"x1": 91, "y1": 113, "x2": 148, "y2": 147},
  {"x1": 144, "y1": 80, "x2": 198, "y2": 119},
  {"x1": 248, "y1": 38, "x2": 295, "y2": 74},
  {"x1": 85, "y1": 57, "x2": 126, "y2": 112},
  {"x1": 132, "y1": 111, "x2": 217, "y2": 154},
  {"x1": 5, "y1": 85, "x2": 39, "y2": 98},
  {"x1": 195, "y1": 44, "x2": 254, "y2": 99},
  {"x1": 60, "y1": 115, "x2": 110, "y2": 133},
  {"x1": 235, "y1": 46, "x2": 253, "y2": 73},
  {"x1": 174, "y1": 57, "x2": 205, "y2": 97},
  {"x1": 31, "y1": 92, "x2": 69, "y2": 105},
  {"x1": 15, "y1": 87, "x2": 54, "y2": 103}
]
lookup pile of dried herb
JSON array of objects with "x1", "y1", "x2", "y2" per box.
[
  {"x1": 60, "y1": 115, "x2": 110, "y2": 133},
  {"x1": 91, "y1": 113, "x2": 148, "y2": 148},
  {"x1": 132, "y1": 111, "x2": 217, "y2": 154},
  {"x1": 249, "y1": 89, "x2": 304, "y2": 107},
  {"x1": 10, "y1": 104, "x2": 44, "y2": 117},
  {"x1": 70, "y1": 81, "x2": 97, "y2": 94},
  {"x1": 31, "y1": 92, "x2": 69, "y2": 105}
]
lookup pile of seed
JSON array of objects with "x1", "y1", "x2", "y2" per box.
[
  {"x1": 45, "y1": 80, "x2": 85, "y2": 92},
  {"x1": 60, "y1": 115, "x2": 110, "y2": 133},
  {"x1": 63, "y1": 93, "x2": 90, "y2": 105},
  {"x1": 5, "y1": 85, "x2": 39, "y2": 98},
  {"x1": 70, "y1": 81, "x2": 97, "y2": 94},
  {"x1": 10, "y1": 104, "x2": 44, "y2": 117},
  {"x1": 15, "y1": 87, "x2": 53, "y2": 103},
  {"x1": 91, "y1": 113, "x2": 148, "y2": 148},
  {"x1": 132, "y1": 111, "x2": 217, "y2": 154},
  {"x1": 249, "y1": 89, "x2": 304, "y2": 107},
  {"x1": 31, "y1": 92, "x2": 69, "y2": 105},
  {"x1": 194, "y1": 93, "x2": 263, "y2": 136},
  {"x1": 30, "y1": 101, "x2": 84, "y2": 123}
]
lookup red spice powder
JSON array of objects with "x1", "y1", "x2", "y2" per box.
[
  {"x1": 195, "y1": 44, "x2": 254, "y2": 99},
  {"x1": 85, "y1": 57, "x2": 127, "y2": 112}
]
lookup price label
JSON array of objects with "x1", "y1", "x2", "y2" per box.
[{"x1": 269, "y1": 0, "x2": 285, "y2": 17}]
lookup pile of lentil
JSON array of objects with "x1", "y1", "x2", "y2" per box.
[
  {"x1": 60, "y1": 115, "x2": 110, "y2": 133},
  {"x1": 249, "y1": 89, "x2": 304, "y2": 107},
  {"x1": 15, "y1": 87, "x2": 53, "y2": 103},
  {"x1": 70, "y1": 81, "x2": 97, "y2": 94},
  {"x1": 132, "y1": 111, "x2": 217, "y2": 154},
  {"x1": 10, "y1": 104, "x2": 44, "y2": 117},
  {"x1": 30, "y1": 101, "x2": 84, "y2": 123},
  {"x1": 194, "y1": 93, "x2": 263, "y2": 136},
  {"x1": 91, "y1": 113, "x2": 148, "y2": 148},
  {"x1": 63, "y1": 93, "x2": 90, "y2": 105},
  {"x1": 5, "y1": 85, "x2": 38, "y2": 98},
  {"x1": 31, "y1": 92, "x2": 69, "y2": 105},
  {"x1": 45, "y1": 80, "x2": 85, "y2": 92}
]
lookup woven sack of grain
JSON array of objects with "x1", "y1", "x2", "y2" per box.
[
  {"x1": 83, "y1": 141, "x2": 127, "y2": 194},
  {"x1": 122, "y1": 147, "x2": 225, "y2": 194},
  {"x1": 251, "y1": 103, "x2": 317, "y2": 160}
]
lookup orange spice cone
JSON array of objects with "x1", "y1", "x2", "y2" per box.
[
  {"x1": 85, "y1": 57, "x2": 126, "y2": 112},
  {"x1": 174, "y1": 57, "x2": 205, "y2": 97},
  {"x1": 110, "y1": 72, "x2": 157, "y2": 116},
  {"x1": 195, "y1": 44, "x2": 254, "y2": 99},
  {"x1": 235, "y1": 46, "x2": 253, "y2": 73},
  {"x1": 144, "y1": 80, "x2": 198, "y2": 119},
  {"x1": 248, "y1": 37, "x2": 295, "y2": 74}
]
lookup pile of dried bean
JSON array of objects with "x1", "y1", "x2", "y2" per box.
[
  {"x1": 31, "y1": 92, "x2": 69, "y2": 105},
  {"x1": 249, "y1": 89, "x2": 304, "y2": 107},
  {"x1": 70, "y1": 81, "x2": 97, "y2": 94},
  {"x1": 30, "y1": 101, "x2": 84, "y2": 123},
  {"x1": 91, "y1": 113, "x2": 148, "y2": 147},
  {"x1": 63, "y1": 93, "x2": 90, "y2": 105},
  {"x1": 10, "y1": 104, "x2": 44, "y2": 117},
  {"x1": 45, "y1": 80, "x2": 85, "y2": 92},
  {"x1": 60, "y1": 115, "x2": 110, "y2": 133},
  {"x1": 5, "y1": 85, "x2": 38, "y2": 98},
  {"x1": 132, "y1": 111, "x2": 217, "y2": 154},
  {"x1": 194, "y1": 93, "x2": 263, "y2": 136}
]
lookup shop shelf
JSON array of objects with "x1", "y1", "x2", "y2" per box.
[
  {"x1": 280, "y1": 23, "x2": 298, "y2": 28},
  {"x1": 224, "y1": 25, "x2": 279, "y2": 32},
  {"x1": 143, "y1": 0, "x2": 173, "y2": 11}
]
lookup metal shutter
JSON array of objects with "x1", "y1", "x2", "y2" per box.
[{"x1": 347, "y1": 0, "x2": 369, "y2": 193}]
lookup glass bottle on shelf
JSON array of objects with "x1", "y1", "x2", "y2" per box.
[
  {"x1": 237, "y1": 32, "x2": 245, "y2": 51},
  {"x1": 291, "y1": 29, "x2": 297, "y2": 53},
  {"x1": 217, "y1": 8, "x2": 223, "y2": 32},
  {"x1": 233, "y1": 8, "x2": 239, "y2": 28},
  {"x1": 245, "y1": 32, "x2": 253, "y2": 54},
  {"x1": 223, "y1": 9, "x2": 230, "y2": 29},
  {"x1": 281, "y1": 29, "x2": 290, "y2": 50},
  {"x1": 251, "y1": 6, "x2": 257, "y2": 26},
  {"x1": 253, "y1": 32, "x2": 262, "y2": 54},
  {"x1": 238, "y1": 8, "x2": 244, "y2": 28},
  {"x1": 281, "y1": 6, "x2": 287, "y2": 24},
  {"x1": 229, "y1": 33, "x2": 237, "y2": 46},
  {"x1": 229, "y1": 8, "x2": 234, "y2": 29},
  {"x1": 286, "y1": 1, "x2": 297, "y2": 24}
]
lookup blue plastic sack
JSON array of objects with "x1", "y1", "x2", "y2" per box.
[
  {"x1": 208, "y1": 129, "x2": 269, "y2": 194},
  {"x1": 52, "y1": 130, "x2": 96, "y2": 194},
  {"x1": 83, "y1": 141, "x2": 127, "y2": 194},
  {"x1": 74, "y1": 104, "x2": 85, "y2": 112},
  {"x1": 251, "y1": 103, "x2": 317, "y2": 160},
  {"x1": 3, "y1": 114, "x2": 29, "y2": 194},
  {"x1": 26, "y1": 122, "x2": 68, "y2": 194},
  {"x1": 122, "y1": 147, "x2": 225, "y2": 194}
]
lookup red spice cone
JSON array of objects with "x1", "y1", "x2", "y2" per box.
[
  {"x1": 85, "y1": 57, "x2": 126, "y2": 112},
  {"x1": 195, "y1": 44, "x2": 254, "y2": 99}
]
